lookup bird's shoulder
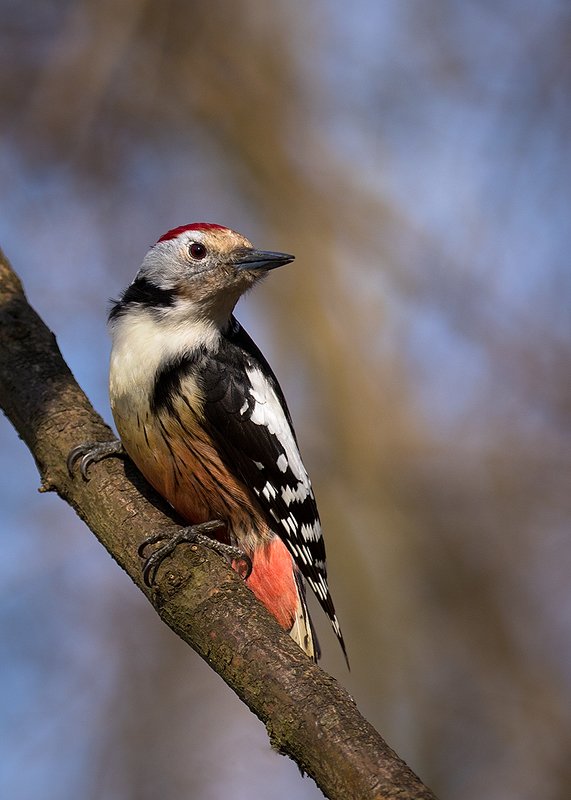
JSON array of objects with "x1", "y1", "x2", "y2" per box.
[{"x1": 196, "y1": 317, "x2": 294, "y2": 425}]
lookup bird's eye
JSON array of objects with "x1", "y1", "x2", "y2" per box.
[{"x1": 189, "y1": 242, "x2": 207, "y2": 260}]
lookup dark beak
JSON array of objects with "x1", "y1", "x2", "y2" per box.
[{"x1": 235, "y1": 248, "x2": 295, "y2": 271}]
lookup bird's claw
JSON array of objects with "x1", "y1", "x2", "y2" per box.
[
  {"x1": 139, "y1": 520, "x2": 252, "y2": 586},
  {"x1": 67, "y1": 440, "x2": 124, "y2": 479}
]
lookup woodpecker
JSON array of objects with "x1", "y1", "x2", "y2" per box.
[{"x1": 69, "y1": 223, "x2": 347, "y2": 665}]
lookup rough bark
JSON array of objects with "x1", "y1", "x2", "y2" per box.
[{"x1": 0, "y1": 247, "x2": 437, "y2": 800}]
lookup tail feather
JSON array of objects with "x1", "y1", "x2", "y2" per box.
[{"x1": 290, "y1": 571, "x2": 320, "y2": 662}]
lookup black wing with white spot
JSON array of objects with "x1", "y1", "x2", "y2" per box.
[{"x1": 198, "y1": 317, "x2": 347, "y2": 661}]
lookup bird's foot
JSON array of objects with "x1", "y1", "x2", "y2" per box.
[
  {"x1": 138, "y1": 521, "x2": 252, "y2": 586},
  {"x1": 67, "y1": 439, "x2": 125, "y2": 479}
]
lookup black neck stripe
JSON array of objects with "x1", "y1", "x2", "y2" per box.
[
  {"x1": 151, "y1": 351, "x2": 203, "y2": 416},
  {"x1": 109, "y1": 277, "x2": 176, "y2": 322}
]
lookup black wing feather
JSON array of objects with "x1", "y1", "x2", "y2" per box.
[{"x1": 197, "y1": 318, "x2": 346, "y2": 658}]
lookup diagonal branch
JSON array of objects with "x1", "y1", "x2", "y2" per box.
[{"x1": 0, "y1": 247, "x2": 437, "y2": 800}]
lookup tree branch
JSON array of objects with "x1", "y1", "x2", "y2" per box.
[{"x1": 0, "y1": 247, "x2": 437, "y2": 800}]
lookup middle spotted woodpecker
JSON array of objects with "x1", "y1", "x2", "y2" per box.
[{"x1": 69, "y1": 223, "x2": 347, "y2": 665}]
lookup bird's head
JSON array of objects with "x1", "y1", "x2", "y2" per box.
[{"x1": 114, "y1": 223, "x2": 294, "y2": 328}]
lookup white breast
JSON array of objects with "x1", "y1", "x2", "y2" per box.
[{"x1": 109, "y1": 304, "x2": 220, "y2": 402}]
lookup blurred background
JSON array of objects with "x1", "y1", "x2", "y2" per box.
[{"x1": 1, "y1": 1, "x2": 570, "y2": 798}]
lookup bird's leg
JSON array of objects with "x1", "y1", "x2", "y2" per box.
[
  {"x1": 67, "y1": 439, "x2": 125, "y2": 479},
  {"x1": 69, "y1": 442, "x2": 251, "y2": 583},
  {"x1": 138, "y1": 520, "x2": 252, "y2": 586}
]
